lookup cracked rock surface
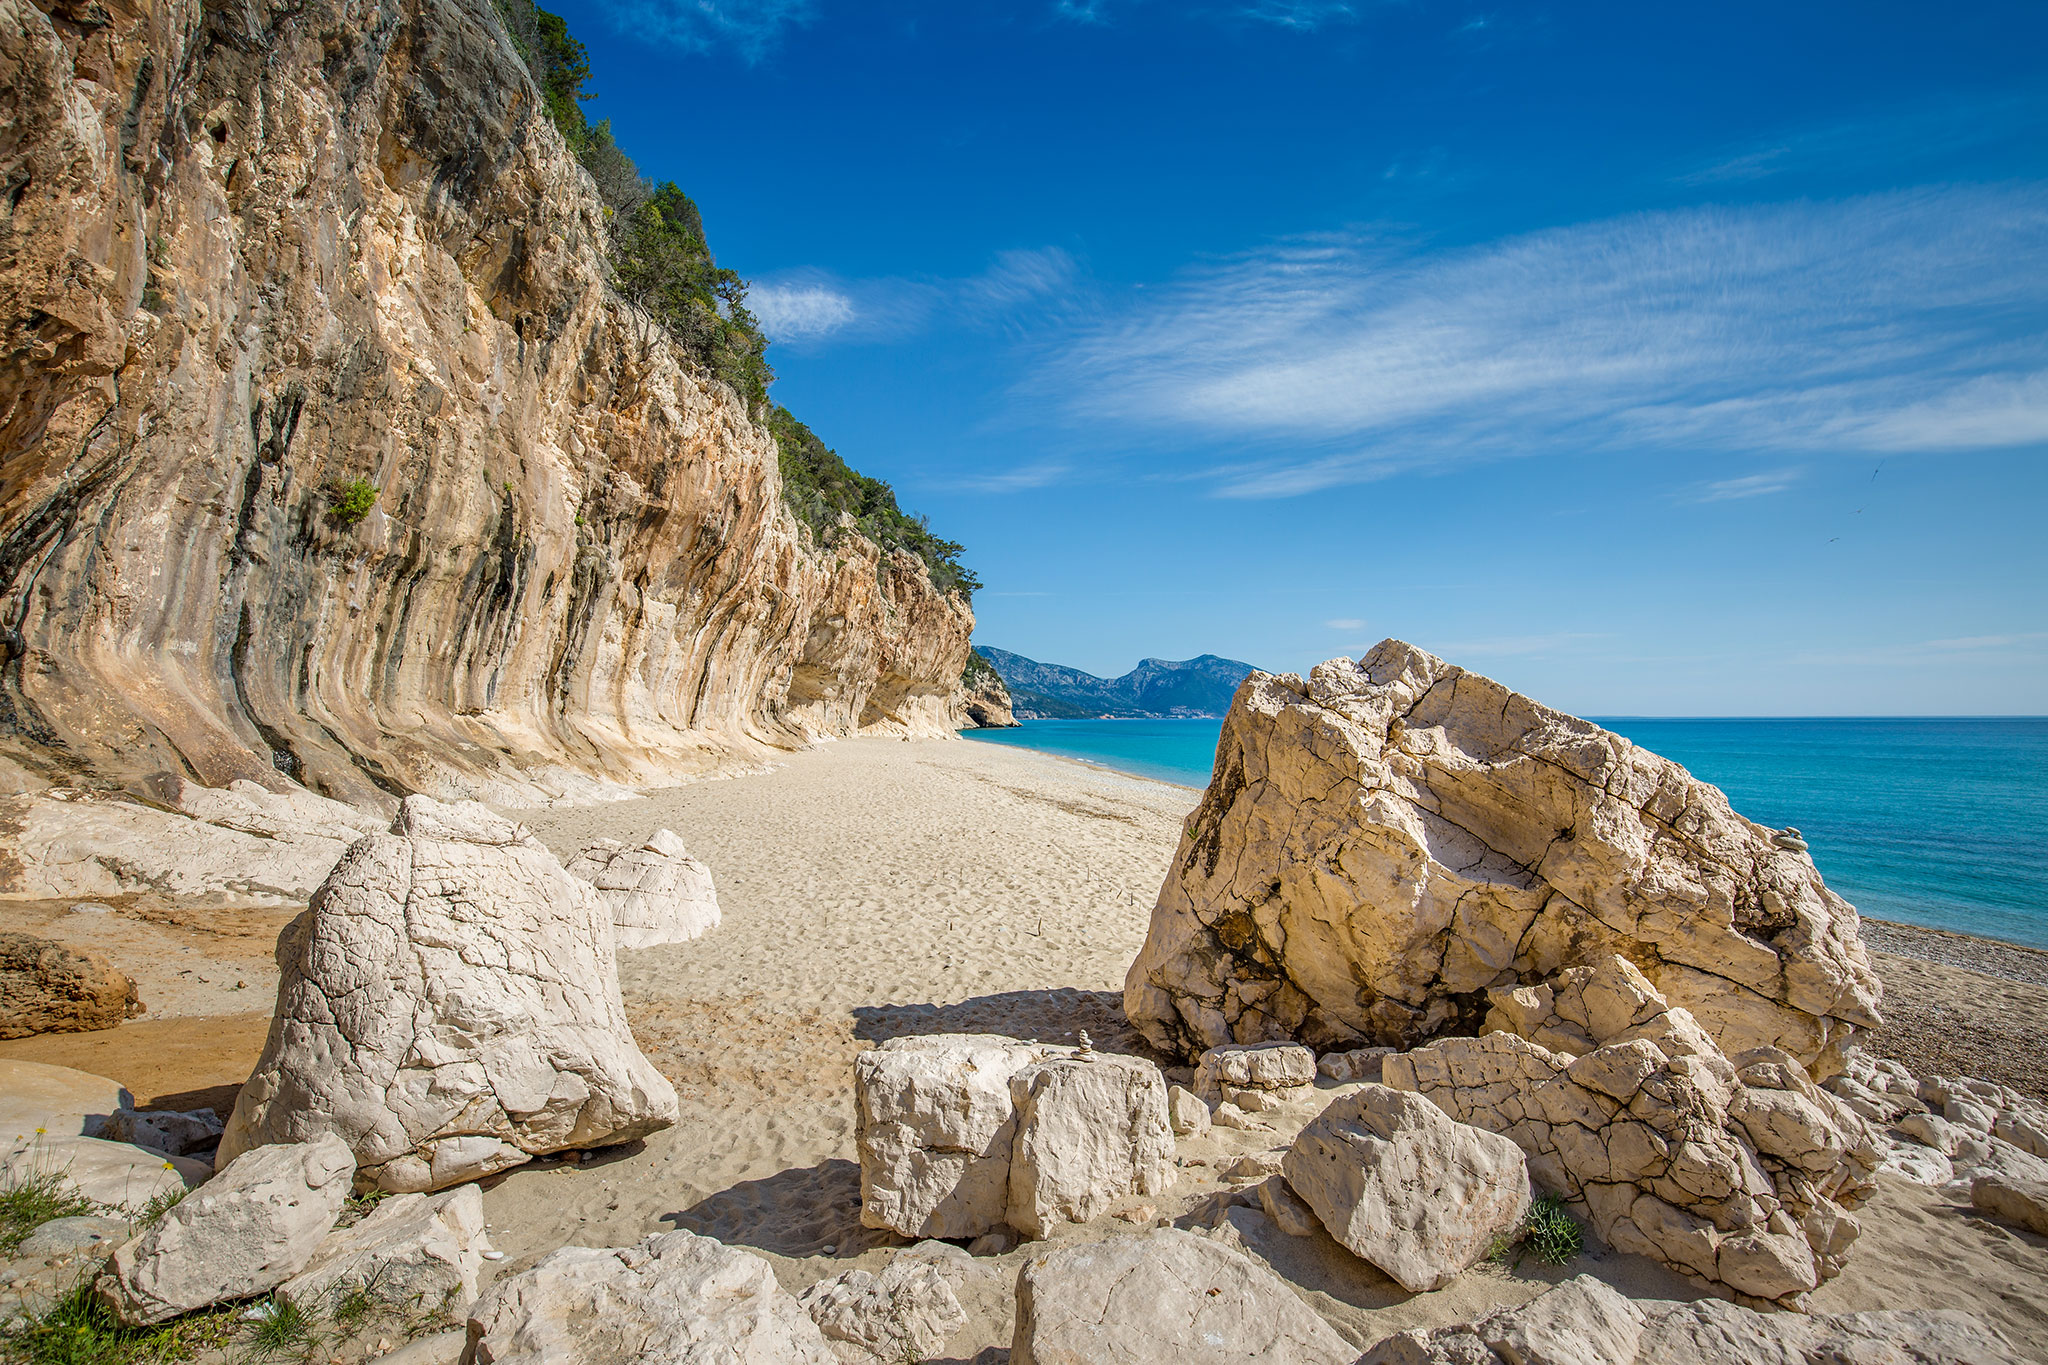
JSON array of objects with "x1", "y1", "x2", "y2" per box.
[
  {"x1": 1385, "y1": 955, "x2": 1881, "y2": 1307},
  {"x1": 217, "y1": 796, "x2": 678, "y2": 1190},
  {"x1": 1363, "y1": 1272, "x2": 2022, "y2": 1364},
  {"x1": 565, "y1": 829, "x2": 720, "y2": 951},
  {"x1": 1125, "y1": 639, "x2": 1880, "y2": 1076}
]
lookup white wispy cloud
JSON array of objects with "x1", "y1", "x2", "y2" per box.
[
  {"x1": 1237, "y1": 0, "x2": 1356, "y2": 28},
  {"x1": 1428, "y1": 633, "x2": 1610, "y2": 658},
  {"x1": 752, "y1": 249, "x2": 1077, "y2": 346},
  {"x1": 1689, "y1": 468, "x2": 1802, "y2": 503},
  {"x1": 1674, "y1": 95, "x2": 2048, "y2": 187},
  {"x1": 589, "y1": 0, "x2": 814, "y2": 58},
  {"x1": 1325, "y1": 617, "x2": 1365, "y2": 630},
  {"x1": 749, "y1": 283, "x2": 856, "y2": 340},
  {"x1": 1034, "y1": 185, "x2": 2048, "y2": 496},
  {"x1": 949, "y1": 462, "x2": 1073, "y2": 493}
]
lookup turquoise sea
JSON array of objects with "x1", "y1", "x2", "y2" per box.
[{"x1": 960, "y1": 716, "x2": 2048, "y2": 950}]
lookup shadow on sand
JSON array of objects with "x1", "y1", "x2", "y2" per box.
[
  {"x1": 661, "y1": 1158, "x2": 904, "y2": 1259},
  {"x1": 851, "y1": 988, "x2": 1155, "y2": 1056}
]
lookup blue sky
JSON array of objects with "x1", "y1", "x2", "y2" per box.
[{"x1": 551, "y1": 0, "x2": 2048, "y2": 714}]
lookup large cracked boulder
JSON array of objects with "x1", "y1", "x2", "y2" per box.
[
  {"x1": 1125, "y1": 641, "x2": 1880, "y2": 1076},
  {"x1": 1013, "y1": 1228, "x2": 1355, "y2": 1365},
  {"x1": 1283, "y1": 1085, "x2": 1530, "y2": 1291},
  {"x1": 0, "y1": 932, "x2": 142, "y2": 1037},
  {"x1": 466, "y1": 1230, "x2": 834, "y2": 1365},
  {"x1": 96, "y1": 1135, "x2": 354, "y2": 1325},
  {"x1": 218, "y1": 796, "x2": 679, "y2": 1192},
  {"x1": 564, "y1": 830, "x2": 720, "y2": 950},
  {"x1": 854, "y1": 1034, "x2": 1173, "y2": 1240},
  {"x1": 1364, "y1": 1272, "x2": 2021, "y2": 1364},
  {"x1": 1385, "y1": 957, "x2": 1880, "y2": 1308}
]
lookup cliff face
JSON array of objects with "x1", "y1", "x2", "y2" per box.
[
  {"x1": 952, "y1": 649, "x2": 1017, "y2": 729},
  {"x1": 0, "y1": 0, "x2": 973, "y2": 805}
]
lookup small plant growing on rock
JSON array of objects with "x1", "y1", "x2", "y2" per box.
[
  {"x1": 325, "y1": 478, "x2": 379, "y2": 527},
  {"x1": 1490, "y1": 1192, "x2": 1584, "y2": 1268},
  {"x1": 244, "y1": 1295, "x2": 320, "y2": 1361}
]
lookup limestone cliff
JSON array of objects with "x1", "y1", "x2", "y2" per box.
[
  {"x1": 952, "y1": 648, "x2": 1017, "y2": 729},
  {"x1": 0, "y1": 0, "x2": 974, "y2": 804}
]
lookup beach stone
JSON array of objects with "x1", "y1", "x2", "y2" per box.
[
  {"x1": 1880, "y1": 1140, "x2": 1953, "y2": 1186},
  {"x1": 855, "y1": 1033, "x2": 1055, "y2": 1239},
  {"x1": 1006, "y1": 1054, "x2": 1175, "y2": 1237},
  {"x1": 564, "y1": 829, "x2": 720, "y2": 950},
  {"x1": 1193, "y1": 1043, "x2": 1316, "y2": 1099},
  {"x1": 1994, "y1": 1111, "x2": 2048, "y2": 1160},
  {"x1": 1012, "y1": 1227, "x2": 1355, "y2": 1365},
  {"x1": 96, "y1": 1134, "x2": 354, "y2": 1325},
  {"x1": 0, "y1": 932, "x2": 143, "y2": 1038},
  {"x1": 1362, "y1": 1273, "x2": 2023, "y2": 1364},
  {"x1": 1896, "y1": 1111, "x2": 1960, "y2": 1155},
  {"x1": 1167, "y1": 1084, "x2": 1211, "y2": 1136},
  {"x1": 16, "y1": 1215, "x2": 131, "y2": 1262},
  {"x1": 1257, "y1": 1176, "x2": 1321, "y2": 1237},
  {"x1": 1283, "y1": 1084, "x2": 1530, "y2": 1292},
  {"x1": 218, "y1": 796, "x2": 679, "y2": 1191},
  {"x1": 277, "y1": 1185, "x2": 492, "y2": 1325},
  {"x1": 466, "y1": 1229, "x2": 834, "y2": 1365},
  {"x1": 1946, "y1": 1097, "x2": 1998, "y2": 1133},
  {"x1": 1, "y1": 1129, "x2": 207, "y2": 1213},
  {"x1": 95, "y1": 1107, "x2": 222, "y2": 1157},
  {"x1": 1212, "y1": 1101, "x2": 1270, "y2": 1131},
  {"x1": 799, "y1": 1255, "x2": 967, "y2": 1363},
  {"x1": 1125, "y1": 640, "x2": 1882, "y2": 1076},
  {"x1": 1383, "y1": 955, "x2": 1880, "y2": 1307},
  {"x1": 1318, "y1": 1047, "x2": 1394, "y2": 1084},
  {"x1": 0, "y1": 1059, "x2": 130, "y2": 1135},
  {"x1": 1970, "y1": 1173, "x2": 2048, "y2": 1235},
  {"x1": 369, "y1": 1331, "x2": 467, "y2": 1365}
]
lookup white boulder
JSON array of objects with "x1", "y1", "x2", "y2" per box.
[
  {"x1": 1283, "y1": 1085, "x2": 1530, "y2": 1291},
  {"x1": 799, "y1": 1255, "x2": 968, "y2": 1363},
  {"x1": 96, "y1": 1135, "x2": 354, "y2": 1325},
  {"x1": 1125, "y1": 642, "x2": 1881, "y2": 1075},
  {"x1": 277, "y1": 1184, "x2": 492, "y2": 1325},
  {"x1": 218, "y1": 796, "x2": 679, "y2": 1191},
  {"x1": 1167, "y1": 1084, "x2": 1211, "y2": 1137},
  {"x1": 1007, "y1": 1054, "x2": 1175, "y2": 1237},
  {"x1": 854, "y1": 1035, "x2": 1175, "y2": 1240},
  {"x1": 565, "y1": 830, "x2": 720, "y2": 950},
  {"x1": 466, "y1": 1229, "x2": 834, "y2": 1365},
  {"x1": 1193, "y1": 1043, "x2": 1316, "y2": 1099},
  {"x1": 1012, "y1": 1228, "x2": 1355, "y2": 1365},
  {"x1": 1364, "y1": 1273, "x2": 2022, "y2": 1364}
]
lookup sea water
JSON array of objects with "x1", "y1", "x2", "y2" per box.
[{"x1": 961, "y1": 716, "x2": 2048, "y2": 950}]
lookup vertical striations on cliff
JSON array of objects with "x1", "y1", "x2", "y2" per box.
[{"x1": 0, "y1": 0, "x2": 975, "y2": 804}]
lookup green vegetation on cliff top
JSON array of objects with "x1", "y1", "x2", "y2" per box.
[{"x1": 492, "y1": 0, "x2": 977, "y2": 598}]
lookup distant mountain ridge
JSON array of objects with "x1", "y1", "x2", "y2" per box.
[{"x1": 977, "y1": 648, "x2": 1258, "y2": 719}]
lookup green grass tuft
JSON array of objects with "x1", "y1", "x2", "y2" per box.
[
  {"x1": 242, "y1": 1296, "x2": 320, "y2": 1361},
  {"x1": 1490, "y1": 1192, "x2": 1585, "y2": 1269},
  {"x1": 0, "y1": 1281, "x2": 239, "y2": 1365},
  {"x1": 0, "y1": 1170, "x2": 98, "y2": 1256}
]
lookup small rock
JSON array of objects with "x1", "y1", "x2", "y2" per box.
[
  {"x1": 95, "y1": 1107, "x2": 222, "y2": 1157},
  {"x1": 0, "y1": 932, "x2": 144, "y2": 1039},
  {"x1": 1166, "y1": 1084, "x2": 1210, "y2": 1137},
  {"x1": 1193, "y1": 1043, "x2": 1316, "y2": 1100},
  {"x1": 1972, "y1": 1173, "x2": 2048, "y2": 1235},
  {"x1": 1112, "y1": 1204, "x2": 1156, "y2": 1223},
  {"x1": 1014, "y1": 1228, "x2": 1355, "y2": 1365},
  {"x1": 800, "y1": 1255, "x2": 967, "y2": 1364},
  {"x1": 467, "y1": 1230, "x2": 833, "y2": 1364},
  {"x1": 1283, "y1": 1085, "x2": 1530, "y2": 1293},
  {"x1": 1211, "y1": 1102, "x2": 1270, "y2": 1132},
  {"x1": 277, "y1": 1184, "x2": 491, "y2": 1326},
  {"x1": 1257, "y1": 1176, "x2": 1321, "y2": 1238},
  {"x1": 967, "y1": 1229, "x2": 1016, "y2": 1257},
  {"x1": 1222, "y1": 1152, "x2": 1283, "y2": 1181},
  {"x1": 96, "y1": 1134, "x2": 355, "y2": 1326}
]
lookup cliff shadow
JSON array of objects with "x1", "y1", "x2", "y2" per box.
[{"x1": 850, "y1": 988, "x2": 1160, "y2": 1059}]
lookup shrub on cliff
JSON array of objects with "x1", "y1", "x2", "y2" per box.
[{"x1": 490, "y1": 0, "x2": 975, "y2": 599}]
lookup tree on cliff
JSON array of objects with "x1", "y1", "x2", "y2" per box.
[{"x1": 491, "y1": 0, "x2": 978, "y2": 599}]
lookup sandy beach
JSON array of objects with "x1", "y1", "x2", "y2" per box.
[{"x1": 6, "y1": 734, "x2": 2046, "y2": 1357}]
